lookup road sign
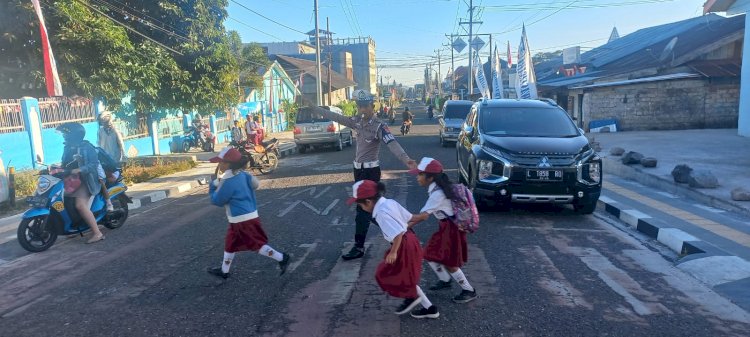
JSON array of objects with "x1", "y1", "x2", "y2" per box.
[
  {"x1": 452, "y1": 37, "x2": 467, "y2": 53},
  {"x1": 471, "y1": 37, "x2": 485, "y2": 51}
]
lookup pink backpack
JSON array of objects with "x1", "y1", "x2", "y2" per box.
[{"x1": 449, "y1": 184, "x2": 480, "y2": 233}]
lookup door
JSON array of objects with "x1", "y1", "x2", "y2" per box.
[{"x1": 457, "y1": 106, "x2": 477, "y2": 177}]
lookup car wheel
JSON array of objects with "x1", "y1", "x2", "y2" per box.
[
  {"x1": 574, "y1": 201, "x2": 597, "y2": 214},
  {"x1": 298, "y1": 145, "x2": 307, "y2": 154},
  {"x1": 335, "y1": 135, "x2": 343, "y2": 151},
  {"x1": 441, "y1": 136, "x2": 448, "y2": 147},
  {"x1": 347, "y1": 132, "x2": 354, "y2": 146}
]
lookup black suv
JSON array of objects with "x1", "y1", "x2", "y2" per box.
[{"x1": 456, "y1": 99, "x2": 601, "y2": 213}]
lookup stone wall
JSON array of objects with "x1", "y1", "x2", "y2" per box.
[{"x1": 582, "y1": 77, "x2": 739, "y2": 131}]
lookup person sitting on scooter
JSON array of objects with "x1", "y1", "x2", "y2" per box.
[
  {"x1": 57, "y1": 122, "x2": 106, "y2": 244},
  {"x1": 401, "y1": 107, "x2": 414, "y2": 134}
]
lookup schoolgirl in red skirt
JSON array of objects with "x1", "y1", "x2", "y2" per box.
[
  {"x1": 409, "y1": 157, "x2": 478, "y2": 303},
  {"x1": 206, "y1": 147, "x2": 290, "y2": 279},
  {"x1": 349, "y1": 180, "x2": 440, "y2": 319}
]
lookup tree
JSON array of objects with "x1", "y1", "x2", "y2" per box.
[{"x1": 228, "y1": 31, "x2": 269, "y2": 100}]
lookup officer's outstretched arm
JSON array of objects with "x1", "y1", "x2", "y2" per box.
[
  {"x1": 380, "y1": 125, "x2": 416, "y2": 168},
  {"x1": 303, "y1": 106, "x2": 357, "y2": 129}
]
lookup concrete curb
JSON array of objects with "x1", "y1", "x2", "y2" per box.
[
  {"x1": 597, "y1": 196, "x2": 750, "y2": 311},
  {"x1": 278, "y1": 142, "x2": 297, "y2": 158},
  {"x1": 602, "y1": 156, "x2": 750, "y2": 217}
]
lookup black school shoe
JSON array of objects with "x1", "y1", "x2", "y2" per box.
[
  {"x1": 207, "y1": 267, "x2": 229, "y2": 279},
  {"x1": 341, "y1": 246, "x2": 364, "y2": 260},
  {"x1": 428, "y1": 280, "x2": 452, "y2": 291},
  {"x1": 452, "y1": 289, "x2": 478, "y2": 303},
  {"x1": 394, "y1": 297, "x2": 423, "y2": 315},
  {"x1": 410, "y1": 305, "x2": 440, "y2": 319},
  {"x1": 279, "y1": 253, "x2": 291, "y2": 275}
]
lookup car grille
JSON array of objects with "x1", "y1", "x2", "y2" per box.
[{"x1": 506, "y1": 152, "x2": 577, "y2": 167}]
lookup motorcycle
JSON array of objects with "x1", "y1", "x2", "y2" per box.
[
  {"x1": 401, "y1": 120, "x2": 412, "y2": 135},
  {"x1": 427, "y1": 107, "x2": 434, "y2": 119},
  {"x1": 17, "y1": 158, "x2": 131, "y2": 252},
  {"x1": 181, "y1": 124, "x2": 215, "y2": 153},
  {"x1": 230, "y1": 138, "x2": 280, "y2": 174}
]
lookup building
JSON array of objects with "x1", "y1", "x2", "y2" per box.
[
  {"x1": 535, "y1": 14, "x2": 744, "y2": 131},
  {"x1": 272, "y1": 55, "x2": 356, "y2": 106},
  {"x1": 240, "y1": 61, "x2": 300, "y2": 133},
  {"x1": 257, "y1": 42, "x2": 317, "y2": 56},
  {"x1": 306, "y1": 31, "x2": 377, "y2": 96}
]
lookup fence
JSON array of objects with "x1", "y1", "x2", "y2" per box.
[
  {"x1": 216, "y1": 115, "x2": 231, "y2": 133},
  {"x1": 113, "y1": 116, "x2": 149, "y2": 140},
  {"x1": 0, "y1": 99, "x2": 24, "y2": 134},
  {"x1": 39, "y1": 97, "x2": 96, "y2": 129},
  {"x1": 158, "y1": 117, "x2": 185, "y2": 139}
]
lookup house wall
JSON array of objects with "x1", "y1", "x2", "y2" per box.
[{"x1": 582, "y1": 77, "x2": 739, "y2": 131}]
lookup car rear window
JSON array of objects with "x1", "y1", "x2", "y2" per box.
[
  {"x1": 479, "y1": 107, "x2": 579, "y2": 137},
  {"x1": 296, "y1": 108, "x2": 332, "y2": 123},
  {"x1": 444, "y1": 103, "x2": 472, "y2": 119}
]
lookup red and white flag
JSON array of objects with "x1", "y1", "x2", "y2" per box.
[{"x1": 31, "y1": 0, "x2": 63, "y2": 96}]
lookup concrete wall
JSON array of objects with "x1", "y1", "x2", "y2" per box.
[{"x1": 582, "y1": 78, "x2": 739, "y2": 131}]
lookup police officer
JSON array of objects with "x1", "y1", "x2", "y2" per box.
[{"x1": 306, "y1": 90, "x2": 417, "y2": 260}]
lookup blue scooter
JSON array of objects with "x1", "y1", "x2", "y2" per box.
[{"x1": 17, "y1": 159, "x2": 131, "y2": 252}]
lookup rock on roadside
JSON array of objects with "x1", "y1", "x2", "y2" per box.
[
  {"x1": 610, "y1": 147, "x2": 625, "y2": 156},
  {"x1": 671, "y1": 164, "x2": 693, "y2": 184},
  {"x1": 688, "y1": 170, "x2": 719, "y2": 189},
  {"x1": 621, "y1": 151, "x2": 644, "y2": 165},
  {"x1": 640, "y1": 157, "x2": 658, "y2": 168},
  {"x1": 731, "y1": 187, "x2": 750, "y2": 201}
]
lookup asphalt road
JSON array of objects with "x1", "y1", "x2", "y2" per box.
[{"x1": 0, "y1": 103, "x2": 748, "y2": 336}]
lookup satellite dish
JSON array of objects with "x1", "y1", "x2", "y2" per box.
[{"x1": 659, "y1": 37, "x2": 678, "y2": 61}]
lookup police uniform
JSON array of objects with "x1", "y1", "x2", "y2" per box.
[{"x1": 312, "y1": 91, "x2": 413, "y2": 260}]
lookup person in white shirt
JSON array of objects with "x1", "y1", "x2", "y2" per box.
[
  {"x1": 408, "y1": 157, "x2": 478, "y2": 304},
  {"x1": 348, "y1": 180, "x2": 439, "y2": 319}
]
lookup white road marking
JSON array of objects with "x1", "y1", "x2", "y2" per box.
[
  {"x1": 287, "y1": 242, "x2": 319, "y2": 273},
  {"x1": 327, "y1": 217, "x2": 344, "y2": 226},
  {"x1": 692, "y1": 204, "x2": 725, "y2": 213},
  {"x1": 321, "y1": 199, "x2": 339, "y2": 216},
  {"x1": 677, "y1": 255, "x2": 750, "y2": 287},
  {"x1": 277, "y1": 200, "x2": 301, "y2": 217},
  {"x1": 314, "y1": 186, "x2": 332, "y2": 198},
  {"x1": 301, "y1": 201, "x2": 322, "y2": 215},
  {"x1": 293, "y1": 186, "x2": 318, "y2": 197},
  {"x1": 0, "y1": 234, "x2": 17, "y2": 246},
  {"x1": 656, "y1": 191, "x2": 679, "y2": 199},
  {"x1": 518, "y1": 246, "x2": 592, "y2": 309}
]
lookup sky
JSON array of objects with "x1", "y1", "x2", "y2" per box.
[{"x1": 225, "y1": 0, "x2": 714, "y2": 86}]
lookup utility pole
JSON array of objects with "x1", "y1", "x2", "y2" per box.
[
  {"x1": 314, "y1": 0, "x2": 323, "y2": 106},
  {"x1": 459, "y1": 0, "x2": 481, "y2": 97},
  {"x1": 326, "y1": 17, "x2": 332, "y2": 106},
  {"x1": 435, "y1": 49, "x2": 442, "y2": 98},
  {"x1": 442, "y1": 42, "x2": 454, "y2": 96}
]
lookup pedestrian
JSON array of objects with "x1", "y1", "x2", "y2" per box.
[
  {"x1": 245, "y1": 115, "x2": 262, "y2": 145},
  {"x1": 206, "y1": 146, "x2": 291, "y2": 279},
  {"x1": 408, "y1": 157, "x2": 478, "y2": 303},
  {"x1": 230, "y1": 120, "x2": 244, "y2": 144},
  {"x1": 306, "y1": 89, "x2": 417, "y2": 260},
  {"x1": 97, "y1": 111, "x2": 125, "y2": 163},
  {"x1": 348, "y1": 180, "x2": 440, "y2": 319}
]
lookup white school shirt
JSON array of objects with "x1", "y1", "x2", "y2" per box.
[
  {"x1": 419, "y1": 182, "x2": 454, "y2": 220},
  {"x1": 372, "y1": 197, "x2": 411, "y2": 243}
]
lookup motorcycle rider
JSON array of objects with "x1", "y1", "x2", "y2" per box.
[
  {"x1": 401, "y1": 107, "x2": 414, "y2": 134},
  {"x1": 57, "y1": 122, "x2": 106, "y2": 244},
  {"x1": 427, "y1": 104, "x2": 434, "y2": 119}
]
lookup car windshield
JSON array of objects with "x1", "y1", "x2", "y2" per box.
[
  {"x1": 296, "y1": 109, "x2": 332, "y2": 123},
  {"x1": 444, "y1": 104, "x2": 472, "y2": 119},
  {"x1": 480, "y1": 107, "x2": 579, "y2": 137}
]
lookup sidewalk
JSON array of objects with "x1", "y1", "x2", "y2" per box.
[
  {"x1": 592, "y1": 129, "x2": 750, "y2": 216},
  {"x1": 0, "y1": 131, "x2": 297, "y2": 228}
]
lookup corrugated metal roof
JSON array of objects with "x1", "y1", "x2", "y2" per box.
[
  {"x1": 570, "y1": 73, "x2": 701, "y2": 89},
  {"x1": 272, "y1": 55, "x2": 356, "y2": 89}
]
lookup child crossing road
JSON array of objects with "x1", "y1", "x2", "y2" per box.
[
  {"x1": 408, "y1": 157, "x2": 478, "y2": 303},
  {"x1": 348, "y1": 180, "x2": 440, "y2": 319},
  {"x1": 207, "y1": 147, "x2": 290, "y2": 279}
]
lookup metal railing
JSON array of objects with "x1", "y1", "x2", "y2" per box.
[
  {"x1": 216, "y1": 116, "x2": 231, "y2": 133},
  {"x1": 39, "y1": 97, "x2": 96, "y2": 129},
  {"x1": 0, "y1": 99, "x2": 24, "y2": 134},
  {"x1": 158, "y1": 117, "x2": 185, "y2": 139},
  {"x1": 113, "y1": 116, "x2": 149, "y2": 140}
]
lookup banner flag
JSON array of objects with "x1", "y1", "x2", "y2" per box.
[
  {"x1": 507, "y1": 41, "x2": 513, "y2": 69},
  {"x1": 515, "y1": 25, "x2": 538, "y2": 99},
  {"x1": 472, "y1": 51, "x2": 491, "y2": 98},
  {"x1": 31, "y1": 0, "x2": 63, "y2": 96},
  {"x1": 491, "y1": 46, "x2": 504, "y2": 99}
]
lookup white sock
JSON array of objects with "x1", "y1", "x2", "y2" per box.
[
  {"x1": 222, "y1": 252, "x2": 235, "y2": 273},
  {"x1": 427, "y1": 261, "x2": 451, "y2": 282},
  {"x1": 258, "y1": 244, "x2": 284, "y2": 262},
  {"x1": 450, "y1": 269, "x2": 475, "y2": 292},
  {"x1": 416, "y1": 286, "x2": 433, "y2": 309}
]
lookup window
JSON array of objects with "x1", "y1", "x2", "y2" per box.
[
  {"x1": 479, "y1": 106, "x2": 579, "y2": 137},
  {"x1": 444, "y1": 103, "x2": 473, "y2": 120}
]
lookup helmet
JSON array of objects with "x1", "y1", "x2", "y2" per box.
[
  {"x1": 352, "y1": 89, "x2": 373, "y2": 103},
  {"x1": 405, "y1": 107, "x2": 410, "y2": 111},
  {"x1": 56, "y1": 122, "x2": 86, "y2": 144}
]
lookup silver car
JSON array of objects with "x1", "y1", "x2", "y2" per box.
[
  {"x1": 294, "y1": 106, "x2": 353, "y2": 153},
  {"x1": 438, "y1": 100, "x2": 474, "y2": 147}
]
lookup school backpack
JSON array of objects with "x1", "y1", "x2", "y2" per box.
[
  {"x1": 449, "y1": 183, "x2": 480, "y2": 233},
  {"x1": 95, "y1": 146, "x2": 120, "y2": 172}
]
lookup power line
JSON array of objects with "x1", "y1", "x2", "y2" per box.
[
  {"x1": 228, "y1": 16, "x2": 284, "y2": 41},
  {"x1": 229, "y1": 0, "x2": 307, "y2": 35}
]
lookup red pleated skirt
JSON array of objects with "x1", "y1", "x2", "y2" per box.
[
  {"x1": 224, "y1": 218, "x2": 269, "y2": 253},
  {"x1": 375, "y1": 230, "x2": 423, "y2": 299},
  {"x1": 423, "y1": 218, "x2": 468, "y2": 268}
]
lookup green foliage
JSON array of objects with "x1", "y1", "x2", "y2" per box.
[
  {"x1": 122, "y1": 158, "x2": 197, "y2": 185},
  {"x1": 336, "y1": 100, "x2": 357, "y2": 117},
  {"x1": 12, "y1": 170, "x2": 38, "y2": 198},
  {"x1": 281, "y1": 99, "x2": 299, "y2": 130}
]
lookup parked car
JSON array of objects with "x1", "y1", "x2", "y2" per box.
[
  {"x1": 294, "y1": 106, "x2": 353, "y2": 153},
  {"x1": 456, "y1": 98, "x2": 602, "y2": 213},
  {"x1": 438, "y1": 100, "x2": 474, "y2": 147}
]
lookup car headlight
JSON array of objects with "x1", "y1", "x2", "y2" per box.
[
  {"x1": 478, "y1": 160, "x2": 493, "y2": 180},
  {"x1": 588, "y1": 162, "x2": 601, "y2": 183},
  {"x1": 37, "y1": 177, "x2": 52, "y2": 194}
]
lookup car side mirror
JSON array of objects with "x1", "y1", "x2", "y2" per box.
[{"x1": 464, "y1": 125, "x2": 474, "y2": 135}]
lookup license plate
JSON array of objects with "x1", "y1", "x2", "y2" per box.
[
  {"x1": 307, "y1": 126, "x2": 321, "y2": 132},
  {"x1": 526, "y1": 169, "x2": 563, "y2": 181}
]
